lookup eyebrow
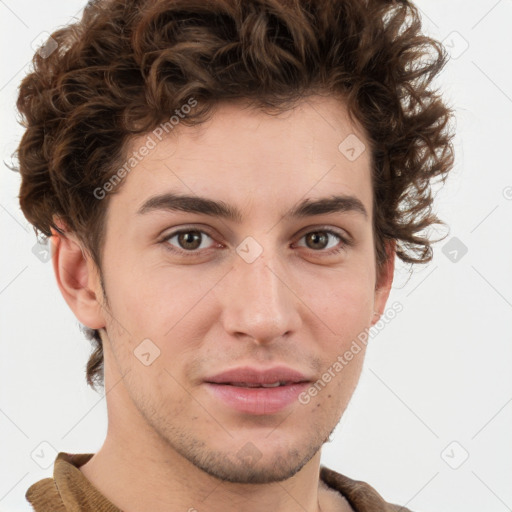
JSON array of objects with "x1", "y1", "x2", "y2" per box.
[{"x1": 136, "y1": 192, "x2": 368, "y2": 221}]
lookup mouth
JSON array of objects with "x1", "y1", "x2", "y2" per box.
[
  {"x1": 204, "y1": 365, "x2": 310, "y2": 385},
  {"x1": 216, "y1": 380, "x2": 298, "y2": 388},
  {"x1": 203, "y1": 366, "x2": 312, "y2": 415}
]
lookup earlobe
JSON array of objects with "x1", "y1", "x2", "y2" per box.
[
  {"x1": 50, "y1": 222, "x2": 106, "y2": 331},
  {"x1": 371, "y1": 239, "x2": 396, "y2": 326}
]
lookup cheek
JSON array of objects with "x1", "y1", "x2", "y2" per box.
[
  {"x1": 304, "y1": 267, "x2": 374, "y2": 393},
  {"x1": 102, "y1": 262, "x2": 220, "y2": 375},
  {"x1": 313, "y1": 272, "x2": 375, "y2": 337},
  {"x1": 103, "y1": 260, "x2": 193, "y2": 336}
]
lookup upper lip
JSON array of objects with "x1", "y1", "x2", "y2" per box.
[{"x1": 204, "y1": 366, "x2": 311, "y2": 385}]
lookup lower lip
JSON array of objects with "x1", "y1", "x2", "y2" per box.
[{"x1": 204, "y1": 382, "x2": 309, "y2": 415}]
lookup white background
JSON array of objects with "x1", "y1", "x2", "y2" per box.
[{"x1": 1, "y1": 1, "x2": 511, "y2": 511}]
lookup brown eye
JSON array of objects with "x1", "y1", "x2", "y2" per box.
[
  {"x1": 297, "y1": 230, "x2": 344, "y2": 253},
  {"x1": 163, "y1": 229, "x2": 215, "y2": 253},
  {"x1": 304, "y1": 232, "x2": 330, "y2": 250},
  {"x1": 177, "y1": 231, "x2": 202, "y2": 250}
]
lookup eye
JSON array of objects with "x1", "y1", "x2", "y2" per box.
[
  {"x1": 163, "y1": 229, "x2": 218, "y2": 253},
  {"x1": 295, "y1": 229, "x2": 349, "y2": 255},
  {"x1": 160, "y1": 226, "x2": 350, "y2": 258}
]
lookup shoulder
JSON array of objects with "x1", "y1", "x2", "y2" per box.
[{"x1": 320, "y1": 466, "x2": 414, "y2": 512}]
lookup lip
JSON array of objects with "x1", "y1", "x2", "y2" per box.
[
  {"x1": 203, "y1": 366, "x2": 311, "y2": 415},
  {"x1": 204, "y1": 365, "x2": 310, "y2": 385}
]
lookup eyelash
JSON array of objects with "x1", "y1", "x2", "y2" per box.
[{"x1": 160, "y1": 226, "x2": 351, "y2": 257}]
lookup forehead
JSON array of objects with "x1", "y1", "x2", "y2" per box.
[{"x1": 110, "y1": 95, "x2": 373, "y2": 221}]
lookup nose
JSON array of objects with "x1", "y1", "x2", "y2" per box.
[{"x1": 218, "y1": 246, "x2": 302, "y2": 345}]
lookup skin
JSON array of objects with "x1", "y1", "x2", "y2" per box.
[{"x1": 51, "y1": 95, "x2": 395, "y2": 512}]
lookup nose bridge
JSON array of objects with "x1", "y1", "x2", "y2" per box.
[{"x1": 219, "y1": 241, "x2": 301, "y2": 343}]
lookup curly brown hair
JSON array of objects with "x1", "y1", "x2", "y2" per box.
[{"x1": 15, "y1": 0, "x2": 455, "y2": 391}]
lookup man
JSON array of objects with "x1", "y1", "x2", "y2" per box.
[{"x1": 16, "y1": 0, "x2": 454, "y2": 510}]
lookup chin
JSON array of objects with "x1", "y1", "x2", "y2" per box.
[
  {"x1": 190, "y1": 450, "x2": 314, "y2": 484},
  {"x1": 172, "y1": 429, "x2": 331, "y2": 485}
]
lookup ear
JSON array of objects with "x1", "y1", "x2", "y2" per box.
[
  {"x1": 371, "y1": 239, "x2": 396, "y2": 327},
  {"x1": 50, "y1": 219, "x2": 106, "y2": 330}
]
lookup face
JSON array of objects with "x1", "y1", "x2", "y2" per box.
[{"x1": 76, "y1": 95, "x2": 393, "y2": 483}]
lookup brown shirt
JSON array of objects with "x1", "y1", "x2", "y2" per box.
[{"x1": 26, "y1": 452, "x2": 413, "y2": 512}]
